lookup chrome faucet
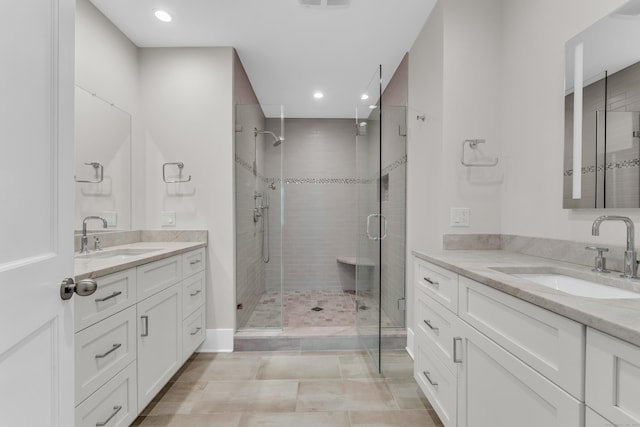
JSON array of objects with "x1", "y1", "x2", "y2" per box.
[
  {"x1": 592, "y1": 215, "x2": 638, "y2": 279},
  {"x1": 81, "y1": 216, "x2": 107, "y2": 254}
]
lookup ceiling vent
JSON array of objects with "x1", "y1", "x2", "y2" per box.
[{"x1": 299, "y1": 0, "x2": 351, "y2": 8}]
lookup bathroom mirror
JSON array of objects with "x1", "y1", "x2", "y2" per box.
[
  {"x1": 75, "y1": 86, "x2": 132, "y2": 231},
  {"x1": 563, "y1": 0, "x2": 640, "y2": 208}
]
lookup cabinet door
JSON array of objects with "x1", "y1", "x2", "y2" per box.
[
  {"x1": 458, "y1": 276, "x2": 584, "y2": 399},
  {"x1": 137, "y1": 284, "x2": 182, "y2": 411},
  {"x1": 586, "y1": 328, "x2": 640, "y2": 426},
  {"x1": 585, "y1": 407, "x2": 615, "y2": 427},
  {"x1": 457, "y1": 320, "x2": 583, "y2": 427}
]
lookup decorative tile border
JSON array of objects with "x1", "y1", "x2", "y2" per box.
[
  {"x1": 564, "y1": 158, "x2": 640, "y2": 176},
  {"x1": 235, "y1": 154, "x2": 407, "y2": 185}
]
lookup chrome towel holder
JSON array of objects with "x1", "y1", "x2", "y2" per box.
[
  {"x1": 461, "y1": 139, "x2": 498, "y2": 167},
  {"x1": 162, "y1": 162, "x2": 192, "y2": 183},
  {"x1": 75, "y1": 161, "x2": 104, "y2": 183}
]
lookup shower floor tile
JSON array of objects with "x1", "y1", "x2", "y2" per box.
[{"x1": 243, "y1": 290, "x2": 394, "y2": 330}]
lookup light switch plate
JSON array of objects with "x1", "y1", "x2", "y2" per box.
[
  {"x1": 101, "y1": 211, "x2": 117, "y2": 227},
  {"x1": 450, "y1": 207, "x2": 470, "y2": 227},
  {"x1": 161, "y1": 211, "x2": 176, "y2": 227}
]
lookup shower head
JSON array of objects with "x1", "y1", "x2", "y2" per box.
[{"x1": 254, "y1": 128, "x2": 284, "y2": 147}]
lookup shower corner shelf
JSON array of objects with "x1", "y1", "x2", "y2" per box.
[
  {"x1": 163, "y1": 162, "x2": 192, "y2": 183},
  {"x1": 461, "y1": 139, "x2": 499, "y2": 167}
]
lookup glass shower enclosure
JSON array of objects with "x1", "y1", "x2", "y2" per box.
[
  {"x1": 235, "y1": 104, "x2": 284, "y2": 331},
  {"x1": 356, "y1": 65, "x2": 407, "y2": 372}
]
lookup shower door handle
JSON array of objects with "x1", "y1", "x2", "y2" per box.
[{"x1": 366, "y1": 214, "x2": 388, "y2": 241}]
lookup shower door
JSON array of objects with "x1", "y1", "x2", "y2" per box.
[
  {"x1": 356, "y1": 65, "x2": 407, "y2": 373},
  {"x1": 356, "y1": 66, "x2": 383, "y2": 370}
]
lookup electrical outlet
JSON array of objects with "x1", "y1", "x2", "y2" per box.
[
  {"x1": 450, "y1": 208, "x2": 470, "y2": 227},
  {"x1": 161, "y1": 211, "x2": 176, "y2": 227},
  {"x1": 101, "y1": 211, "x2": 117, "y2": 227}
]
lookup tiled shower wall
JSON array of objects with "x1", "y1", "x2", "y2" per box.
[{"x1": 265, "y1": 118, "x2": 358, "y2": 292}]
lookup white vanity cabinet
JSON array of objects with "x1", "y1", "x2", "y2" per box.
[
  {"x1": 413, "y1": 257, "x2": 583, "y2": 427},
  {"x1": 75, "y1": 247, "x2": 206, "y2": 426}
]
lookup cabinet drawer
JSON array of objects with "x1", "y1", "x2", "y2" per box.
[
  {"x1": 183, "y1": 248, "x2": 205, "y2": 278},
  {"x1": 75, "y1": 269, "x2": 136, "y2": 332},
  {"x1": 415, "y1": 287, "x2": 458, "y2": 373},
  {"x1": 458, "y1": 276, "x2": 584, "y2": 399},
  {"x1": 75, "y1": 361, "x2": 137, "y2": 427},
  {"x1": 137, "y1": 255, "x2": 182, "y2": 301},
  {"x1": 183, "y1": 271, "x2": 205, "y2": 319},
  {"x1": 183, "y1": 306, "x2": 205, "y2": 363},
  {"x1": 75, "y1": 306, "x2": 137, "y2": 404},
  {"x1": 414, "y1": 339, "x2": 457, "y2": 427},
  {"x1": 415, "y1": 259, "x2": 458, "y2": 313},
  {"x1": 586, "y1": 328, "x2": 640, "y2": 426}
]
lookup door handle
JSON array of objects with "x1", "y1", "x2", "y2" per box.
[
  {"x1": 60, "y1": 278, "x2": 97, "y2": 300},
  {"x1": 366, "y1": 214, "x2": 387, "y2": 241}
]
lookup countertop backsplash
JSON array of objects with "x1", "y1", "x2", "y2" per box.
[{"x1": 443, "y1": 233, "x2": 632, "y2": 275}]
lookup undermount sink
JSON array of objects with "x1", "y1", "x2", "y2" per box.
[
  {"x1": 76, "y1": 248, "x2": 162, "y2": 260},
  {"x1": 512, "y1": 273, "x2": 640, "y2": 299}
]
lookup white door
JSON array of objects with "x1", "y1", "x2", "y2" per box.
[{"x1": 0, "y1": 1, "x2": 75, "y2": 426}]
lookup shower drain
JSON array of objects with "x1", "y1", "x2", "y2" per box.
[{"x1": 311, "y1": 306, "x2": 324, "y2": 312}]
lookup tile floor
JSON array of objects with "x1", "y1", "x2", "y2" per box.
[
  {"x1": 132, "y1": 350, "x2": 444, "y2": 427},
  {"x1": 243, "y1": 290, "x2": 395, "y2": 330}
]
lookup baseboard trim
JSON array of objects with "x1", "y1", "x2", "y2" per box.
[
  {"x1": 406, "y1": 327, "x2": 415, "y2": 359},
  {"x1": 198, "y1": 328, "x2": 234, "y2": 353}
]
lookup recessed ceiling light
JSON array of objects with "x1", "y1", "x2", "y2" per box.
[
  {"x1": 313, "y1": 91, "x2": 324, "y2": 99},
  {"x1": 369, "y1": 104, "x2": 377, "y2": 109},
  {"x1": 154, "y1": 9, "x2": 172, "y2": 23},
  {"x1": 361, "y1": 94, "x2": 369, "y2": 100}
]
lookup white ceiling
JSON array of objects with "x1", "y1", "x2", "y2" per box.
[{"x1": 89, "y1": 0, "x2": 436, "y2": 118}]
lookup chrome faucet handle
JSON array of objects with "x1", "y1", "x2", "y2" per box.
[
  {"x1": 94, "y1": 236, "x2": 101, "y2": 251},
  {"x1": 585, "y1": 246, "x2": 610, "y2": 273}
]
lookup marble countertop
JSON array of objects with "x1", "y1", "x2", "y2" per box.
[
  {"x1": 75, "y1": 241, "x2": 206, "y2": 280},
  {"x1": 413, "y1": 249, "x2": 640, "y2": 347}
]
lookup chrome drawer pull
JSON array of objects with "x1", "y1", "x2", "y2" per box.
[
  {"x1": 423, "y1": 319, "x2": 439, "y2": 332},
  {"x1": 190, "y1": 289, "x2": 202, "y2": 297},
  {"x1": 141, "y1": 315, "x2": 149, "y2": 337},
  {"x1": 423, "y1": 277, "x2": 440, "y2": 289},
  {"x1": 96, "y1": 405, "x2": 122, "y2": 426},
  {"x1": 453, "y1": 337, "x2": 463, "y2": 363},
  {"x1": 423, "y1": 371, "x2": 438, "y2": 387},
  {"x1": 95, "y1": 291, "x2": 122, "y2": 303},
  {"x1": 95, "y1": 343, "x2": 122, "y2": 359},
  {"x1": 190, "y1": 327, "x2": 202, "y2": 336},
  {"x1": 190, "y1": 259, "x2": 201, "y2": 265}
]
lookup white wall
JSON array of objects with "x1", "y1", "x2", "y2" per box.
[
  {"x1": 500, "y1": 0, "x2": 630, "y2": 246},
  {"x1": 75, "y1": 0, "x2": 145, "y2": 228},
  {"x1": 406, "y1": 0, "x2": 503, "y2": 337},
  {"x1": 139, "y1": 47, "x2": 236, "y2": 349}
]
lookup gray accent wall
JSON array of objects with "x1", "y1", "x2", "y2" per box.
[{"x1": 266, "y1": 118, "x2": 358, "y2": 292}]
